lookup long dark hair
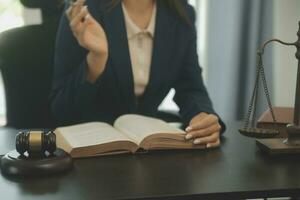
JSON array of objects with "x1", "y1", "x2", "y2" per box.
[{"x1": 108, "y1": 0, "x2": 192, "y2": 26}]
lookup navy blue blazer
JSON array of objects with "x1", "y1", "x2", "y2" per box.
[{"x1": 51, "y1": 0, "x2": 222, "y2": 128}]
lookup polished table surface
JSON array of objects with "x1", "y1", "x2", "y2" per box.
[{"x1": 0, "y1": 121, "x2": 300, "y2": 200}]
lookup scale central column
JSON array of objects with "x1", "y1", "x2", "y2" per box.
[{"x1": 286, "y1": 21, "x2": 300, "y2": 145}]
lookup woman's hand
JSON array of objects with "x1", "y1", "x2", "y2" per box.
[
  {"x1": 66, "y1": 0, "x2": 109, "y2": 83},
  {"x1": 185, "y1": 113, "x2": 221, "y2": 148}
]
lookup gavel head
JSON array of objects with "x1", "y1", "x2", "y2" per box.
[{"x1": 16, "y1": 131, "x2": 56, "y2": 157}]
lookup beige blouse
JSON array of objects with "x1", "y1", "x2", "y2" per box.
[{"x1": 122, "y1": 2, "x2": 157, "y2": 97}]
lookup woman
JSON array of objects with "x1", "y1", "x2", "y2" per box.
[{"x1": 51, "y1": 0, "x2": 225, "y2": 148}]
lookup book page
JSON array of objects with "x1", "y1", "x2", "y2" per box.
[
  {"x1": 114, "y1": 115, "x2": 185, "y2": 145},
  {"x1": 56, "y1": 122, "x2": 134, "y2": 148}
]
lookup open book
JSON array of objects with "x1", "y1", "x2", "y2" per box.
[{"x1": 55, "y1": 114, "x2": 205, "y2": 158}]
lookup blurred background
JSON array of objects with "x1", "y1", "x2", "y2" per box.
[{"x1": 0, "y1": 0, "x2": 299, "y2": 127}]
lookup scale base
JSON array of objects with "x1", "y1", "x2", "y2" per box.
[{"x1": 256, "y1": 139, "x2": 300, "y2": 154}]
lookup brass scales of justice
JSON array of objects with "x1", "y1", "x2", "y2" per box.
[{"x1": 239, "y1": 21, "x2": 300, "y2": 154}]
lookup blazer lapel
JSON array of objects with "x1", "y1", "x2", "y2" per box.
[
  {"x1": 101, "y1": 2, "x2": 136, "y2": 113},
  {"x1": 139, "y1": 1, "x2": 176, "y2": 111}
]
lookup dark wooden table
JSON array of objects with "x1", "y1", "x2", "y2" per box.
[{"x1": 0, "y1": 121, "x2": 300, "y2": 200}]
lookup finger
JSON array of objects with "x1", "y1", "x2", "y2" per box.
[
  {"x1": 189, "y1": 112, "x2": 207, "y2": 125},
  {"x1": 68, "y1": 0, "x2": 77, "y2": 5},
  {"x1": 193, "y1": 132, "x2": 220, "y2": 145},
  {"x1": 185, "y1": 123, "x2": 221, "y2": 140},
  {"x1": 83, "y1": 13, "x2": 91, "y2": 26},
  {"x1": 65, "y1": 3, "x2": 76, "y2": 20},
  {"x1": 189, "y1": 114, "x2": 219, "y2": 131},
  {"x1": 206, "y1": 139, "x2": 221, "y2": 148},
  {"x1": 70, "y1": 6, "x2": 88, "y2": 30},
  {"x1": 83, "y1": 12, "x2": 97, "y2": 24},
  {"x1": 71, "y1": 0, "x2": 86, "y2": 19},
  {"x1": 78, "y1": 14, "x2": 91, "y2": 41},
  {"x1": 66, "y1": 0, "x2": 79, "y2": 20}
]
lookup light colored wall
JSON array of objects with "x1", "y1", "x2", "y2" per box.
[
  {"x1": 22, "y1": 7, "x2": 42, "y2": 25},
  {"x1": 273, "y1": 0, "x2": 300, "y2": 107}
]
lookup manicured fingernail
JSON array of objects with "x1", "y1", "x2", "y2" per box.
[
  {"x1": 206, "y1": 143, "x2": 211, "y2": 148},
  {"x1": 185, "y1": 134, "x2": 193, "y2": 140},
  {"x1": 193, "y1": 139, "x2": 201, "y2": 144},
  {"x1": 185, "y1": 126, "x2": 192, "y2": 132}
]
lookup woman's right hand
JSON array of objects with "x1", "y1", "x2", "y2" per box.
[{"x1": 66, "y1": 0, "x2": 109, "y2": 83}]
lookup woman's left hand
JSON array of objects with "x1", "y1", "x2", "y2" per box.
[{"x1": 185, "y1": 112, "x2": 221, "y2": 148}]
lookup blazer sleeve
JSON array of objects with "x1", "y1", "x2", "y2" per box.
[
  {"x1": 50, "y1": 4, "x2": 101, "y2": 125},
  {"x1": 173, "y1": 5, "x2": 226, "y2": 132}
]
